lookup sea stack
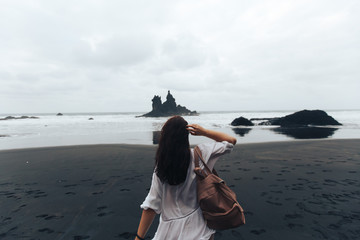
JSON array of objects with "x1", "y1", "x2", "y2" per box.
[{"x1": 140, "y1": 91, "x2": 198, "y2": 117}]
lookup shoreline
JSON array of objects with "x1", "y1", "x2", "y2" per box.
[
  {"x1": 1, "y1": 137, "x2": 359, "y2": 153},
  {"x1": 0, "y1": 139, "x2": 359, "y2": 239}
]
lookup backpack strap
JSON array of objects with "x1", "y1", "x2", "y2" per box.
[{"x1": 194, "y1": 146, "x2": 217, "y2": 178}]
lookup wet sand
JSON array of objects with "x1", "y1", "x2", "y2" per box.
[{"x1": 0, "y1": 139, "x2": 359, "y2": 240}]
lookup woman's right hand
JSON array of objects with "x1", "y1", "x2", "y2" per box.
[{"x1": 186, "y1": 124, "x2": 207, "y2": 136}]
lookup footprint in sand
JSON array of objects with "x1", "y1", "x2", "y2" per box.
[
  {"x1": 36, "y1": 214, "x2": 64, "y2": 220},
  {"x1": 117, "y1": 232, "x2": 135, "y2": 239},
  {"x1": 328, "y1": 224, "x2": 340, "y2": 230},
  {"x1": 120, "y1": 188, "x2": 130, "y2": 192},
  {"x1": 238, "y1": 168, "x2": 251, "y2": 172},
  {"x1": 266, "y1": 200, "x2": 282, "y2": 206},
  {"x1": 271, "y1": 190, "x2": 283, "y2": 194},
  {"x1": 73, "y1": 235, "x2": 90, "y2": 240},
  {"x1": 308, "y1": 185, "x2": 322, "y2": 190},
  {"x1": 12, "y1": 204, "x2": 26, "y2": 213},
  {"x1": 38, "y1": 228, "x2": 54, "y2": 233},
  {"x1": 0, "y1": 226, "x2": 18, "y2": 238},
  {"x1": 80, "y1": 179, "x2": 92, "y2": 182},
  {"x1": 3, "y1": 217, "x2": 11, "y2": 222},
  {"x1": 92, "y1": 191, "x2": 104, "y2": 195},
  {"x1": 94, "y1": 181, "x2": 107, "y2": 186},
  {"x1": 260, "y1": 192, "x2": 268, "y2": 197},
  {"x1": 250, "y1": 229, "x2": 266, "y2": 235},
  {"x1": 45, "y1": 215, "x2": 64, "y2": 220},
  {"x1": 287, "y1": 223, "x2": 304, "y2": 229},
  {"x1": 24, "y1": 182, "x2": 38, "y2": 186},
  {"x1": 96, "y1": 206, "x2": 113, "y2": 217}
]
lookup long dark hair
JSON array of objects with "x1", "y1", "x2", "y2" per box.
[{"x1": 155, "y1": 116, "x2": 190, "y2": 185}]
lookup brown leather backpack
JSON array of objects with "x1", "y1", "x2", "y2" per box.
[{"x1": 194, "y1": 146, "x2": 245, "y2": 230}]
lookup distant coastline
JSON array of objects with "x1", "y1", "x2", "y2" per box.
[{"x1": 0, "y1": 110, "x2": 359, "y2": 150}]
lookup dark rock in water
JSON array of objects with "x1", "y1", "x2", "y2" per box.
[
  {"x1": 258, "y1": 118, "x2": 280, "y2": 126},
  {"x1": 140, "y1": 90, "x2": 198, "y2": 117},
  {"x1": 0, "y1": 134, "x2": 10, "y2": 137},
  {"x1": 231, "y1": 117, "x2": 254, "y2": 126},
  {"x1": 0, "y1": 116, "x2": 39, "y2": 120},
  {"x1": 272, "y1": 126, "x2": 338, "y2": 139},
  {"x1": 250, "y1": 118, "x2": 274, "y2": 121},
  {"x1": 20, "y1": 116, "x2": 39, "y2": 119},
  {"x1": 88, "y1": 118, "x2": 94, "y2": 120},
  {"x1": 57, "y1": 113, "x2": 63, "y2": 116},
  {"x1": 260, "y1": 110, "x2": 341, "y2": 126},
  {"x1": 232, "y1": 128, "x2": 252, "y2": 137}
]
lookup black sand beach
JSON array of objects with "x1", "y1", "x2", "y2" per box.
[{"x1": 0, "y1": 140, "x2": 359, "y2": 240}]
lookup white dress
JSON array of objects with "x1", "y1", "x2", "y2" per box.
[{"x1": 140, "y1": 141, "x2": 234, "y2": 240}]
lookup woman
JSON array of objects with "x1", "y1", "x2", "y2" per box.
[{"x1": 135, "y1": 116, "x2": 237, "y2": 240}]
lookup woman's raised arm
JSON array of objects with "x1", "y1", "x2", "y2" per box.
[{"x1": 187, "y1": 124, "x2": 237, "y2": 145}]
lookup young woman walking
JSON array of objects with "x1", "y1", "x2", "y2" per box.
[{"x1": 135, "y1": 116, "x2": 236, "y2": 240}]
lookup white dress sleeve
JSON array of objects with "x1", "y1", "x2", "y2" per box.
[
  {"x1": 140, "y1": 172, "x2": 163, "y2": 214},
  {"x1": 197, "y1": 141, "x2": 234, "y2": 170}
]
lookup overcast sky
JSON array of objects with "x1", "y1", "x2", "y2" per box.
[{"x1": 0, "y1": 0, "x2": 359, "y2": 114}]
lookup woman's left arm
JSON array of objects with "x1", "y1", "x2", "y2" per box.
[{"x1": 135, "y1": 208, "x2": 157, "y2": 240}]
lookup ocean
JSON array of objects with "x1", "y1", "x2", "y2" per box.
[{"x1": 0, "y1": 110, "x2": 359, "y2": 150}]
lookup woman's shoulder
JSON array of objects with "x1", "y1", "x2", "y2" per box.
[{"x1": 196, "y1": 141, "x2": 234, "y2": 155}]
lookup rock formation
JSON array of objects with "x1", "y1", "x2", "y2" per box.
[
  {"x1": 231, "y1": 117, "x2": 254, "y2": 126},
  {"x1": 140, "y1": 91, "x2": 198, "y2": 117},
  {"x1": 259, "y1": 110, "x2": 341, "y2": 126},
  {"x1": 0, "y1": 116, "x2": 39, "y2": 121}
]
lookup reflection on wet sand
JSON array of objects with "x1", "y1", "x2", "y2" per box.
[
  {"x1": 153, "y1": 131, "x2": 161, "y2": 144},
  {"x1": 271, "y1": 127, "x2": 338, "y2": 139},
  {"x1": 232, "y1": 128, "x2": 252, "y2": 137}
]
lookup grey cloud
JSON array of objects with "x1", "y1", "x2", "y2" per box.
[
  {"x1": 161, "y1": 35, "x2": 210, "y2": 70},
  {"x1": 73, "y1": 35, "x2": 156, "y2": 68},
  {"x1": 0, "y1": 0, "x2": 359, "y2": 113}
]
